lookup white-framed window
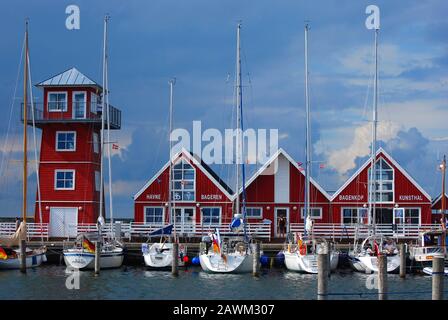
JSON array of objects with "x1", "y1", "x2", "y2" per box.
[
  {"x1": 144, "y1": 207, "x2": 164, "y2": 225},
  {"x1": 72, "y1": 91, "x2": 86, "y2": 119},
  {"x1": 56, "y1": 131, "x2": 76, "y2": 151},
  {"x1": 95, "y1": 171, "x2": 100, "y2": 192},
  {"x1": 171, "y1": 159, "x2": 195, "y2": 202},
  {"x1": 54, "y1": 170, "x2": 75, "y2": 190},
  {"x1": 93, "y1": 132, "x2": 99, "y2": 154},
  {"x1": 201, "y1": 207, "x2": 221, "y2": 226},
  {"x1": 368, "y1": 158, "x2": 394, "y2": 203},
  {"x1": 341, "y1": 207, "x2": 368, "y2": 225},
  {"x1": 91, "y1": 92, "x2": 101, "y2": 114},
  {"x1": 301, "y1": 207, "x2": 323, "y2": 219},
  {"x1": 47, "y1": 92, "x2": 67, "y2": 112},
  {"x1": 405, "y1": 208, "x2": 421, "y2": 225},
  {"x1": 245, "y1": 207, "x2": 263, "y2": 219}
]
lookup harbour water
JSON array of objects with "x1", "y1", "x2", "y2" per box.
[{"x1": 0, "y1": 265, "x2": 444, "y2": 300}]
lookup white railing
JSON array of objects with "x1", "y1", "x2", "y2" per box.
[
  {"x1": 289, "y1": 223, "x2": 441, "y2": 240},
  {"x1": 0, "y1": 222, "x2": 441, "y2": 241},
  {"x1": 0, "y1": 223, "x2": 49, "y2": 240}
]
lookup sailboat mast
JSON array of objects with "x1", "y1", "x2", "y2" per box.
[
  {"x1": 104, "y1": 16, "x2": 114, "y2": 231},
  {"x1": 304, "y1": 24, "x2": 311, "y2": 234},
  {"x1": 22, "y1": 21, "x2": 29, "y2": 223},
  {"x1": 235, "y1": 22, "x2": 242, "y2": 216},
  {"x1": 368, "y1": 29, "x2": 378, "y2": 235},
  {"x1": 168, "y1": 79, "x2": 175, "y2": 232},
  {"x1": 99, "y1": 16, "x2": 108, "y2": 221},
  {"x1": 441, "y1": 155, "x2": 446, "y2": 232}
]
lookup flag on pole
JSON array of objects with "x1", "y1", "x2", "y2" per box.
[
  {"x1": 319, "y1": 163, "x2": 325, "y2": 169},
  {"x1": 82, "y1": 238, "x2": 96, "y2": 254},
  {"x1": 112, "y1": 143, "x2": 119, "y2": 150},
  {"x1": 0, "y1": 247, "x2": 7, "y2": 260}
]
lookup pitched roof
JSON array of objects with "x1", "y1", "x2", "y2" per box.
[
  {"x1": 432, "y1": 193, "x2": 448, "y2": 206},
  {"x1": 133, "y1": 148, "x2": 233, "y2": 200},
  {"x1": 36, "y1": 67, "x2": 101, "y2": 88},
  {"x1": 330, "y1": 147, "x2": 432, "y2": 201},
  {"x1": 234, "y1": 148, "x2": 331, "y2": 201}
]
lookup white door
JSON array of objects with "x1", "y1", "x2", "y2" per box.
[
  {"x1": 49, "y1": 207, "x2": 78, "y2": 238},
  {"x1": 171, "y1": 208, "x2": 195, "y2": 234},
  {"x1": 393, "y1": 208, "x2": 405, "y2": 236},
  {"x1": 274, "y1": 208, "x2": 289, "y2": 238}
]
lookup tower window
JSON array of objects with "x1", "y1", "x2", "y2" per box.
[
  {"x1": 56, "y1": 131, "x2": 76, "y2": 151},
  {"x1": 55, "y1": 170, "x2": 75, "y2": 190},
  {"x1": 47, "y1": 92, "x2": 67, "y2": 112},
  {"x1": 171, "y1": 159, "x2": 195, "y2": 202},
  {"x1": 368, "y1": 158, "x2": 394, "y2": 203}
]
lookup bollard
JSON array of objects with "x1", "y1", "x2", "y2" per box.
[
  {"x1": 172, "y1": 242, "x2": 179, "y2": 276},
  {"x1": 317, "y1": 253, "x2": 329, "y2": 300},
  {"x1": 432, "y1": 256, "x2": 444, "y2": 300},
  {"x1": 253, "y1": 242, "x2": 260, "y2": 277},
  {"x1": 399, "y1": 243, "x2": 406, "y2": 279},
  {"x1": 377, "y1": 254, "x2": 388, "y2": 300},
  {"x1": 94, "y1": 241, "x2": 100, "y2": 275},
  {"x1": 20, "y1": 239, "x2": 26, "y2": 273},
  {"x1": 270, "y1": 257, "x2": 274, "y2": 269},
  {"x1": 326, "y1": 242, "x2": 331, "y2": 277}
]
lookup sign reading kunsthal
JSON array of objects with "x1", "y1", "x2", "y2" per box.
[
  {"x1": 399, "y1": 195, "x2": 423, "y2": 201},
  {"x1": 339, "y1": 195, "x2": 364, "y2": 201}
]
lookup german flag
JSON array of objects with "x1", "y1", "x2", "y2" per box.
[
  {"x1": 0, "y1": 247, "x2": 7, "y2": 260},
  {"x1": 82, "y1": 238, "x2": 95, "y2": 253}
]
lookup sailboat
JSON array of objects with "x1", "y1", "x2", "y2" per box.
[
  {"x1": 0, "y1": 21, "x2": 47, "y2": 270},
  {"x1": 142, "y1": 79, "x2": 188, "y2": 269},
  {"x1": 348, "y1": 8, "x2": 400, "y2": 273},
  {"x1": 63, "y1": 16, "x2": 124, "y2": 270},
  {"x1": 283, "y1": 24, "x2": 338, "y2": 274},
  {"x1": 199, "y1": 22, "x2": 254, "y2": 274}
]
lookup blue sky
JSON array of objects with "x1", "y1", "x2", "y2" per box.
[{"x1": 0, "y1": 0, "x2": 447, "y2": 218}]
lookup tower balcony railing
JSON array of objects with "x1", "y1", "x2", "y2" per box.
[{"x1": 20, "y1": 102, "x2": 121, "y2": 129}]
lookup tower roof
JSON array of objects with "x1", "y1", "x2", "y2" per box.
[{"x1": 36, "y1": 67, "x2": 101, "y2": 89}]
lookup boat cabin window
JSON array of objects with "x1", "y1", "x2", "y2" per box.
[
  {"x1": 172, "y1": 159, "x2": 195, "y2": 202},
  {"x1": 368, "y1": 158, "x2": 394, "y2": 203},
  {"x1": 47, "y1": 92, "x2": 67, "y2": 112}
]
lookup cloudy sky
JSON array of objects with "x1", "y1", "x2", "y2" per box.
[{"x1": 0, "y1": 0, "x2": 447, "y2": 219}]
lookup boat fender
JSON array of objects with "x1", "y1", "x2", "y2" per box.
[
  {"x1": 42, "y1": 254, "x2": 47, "y2": 263},
  {"x1": 191, "y1": 256, "x2": 200, "y2": 265},
  {"x1": 260, "y1": 255, "x2": 269, "y2": 266},
  {"x1": 183, "y1": 256, "x2": 189, "y2": 263},
  {"x1": 299, "y1": 244, "x2": 307, "y2": 256}
]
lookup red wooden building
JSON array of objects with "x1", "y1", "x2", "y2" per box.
[
  {"x1": 235, "y1": 149, "x2": 331, "y2": 238},
  {"x1": 133, "y1": 149, "x2": 234, "y2": 233},
  {"x1": 24, "y1": 67, "x2": 121, "y2": 237},
  {"x1": 431, "y1": 193, "x2": 448, "y2": 224},
  {"x1": 330, "y1": 148, "x2": 432, "y2": 230}
]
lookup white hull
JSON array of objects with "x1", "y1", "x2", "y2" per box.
[
  {"x1": 199, "y1": 252, "x2": 253, "y2": 273},
  {"x1": 349, "y1": 253, "x2": 400, "y2": 273},
  {"x1": 284, "y1": 251, "x2": 339, "y2": 274},
  {"x1": 422, "y1": 267, "x2": 448, "y2": 276},
  {"x1": 0, "y1": 252, "x2": 46, "y2": 270},
  {"x1": 64, "y1": 248, "x2": 124, "y2": 270},
  {"x1": 142, "y1": 243, "x2": 185, "y2": 269}
]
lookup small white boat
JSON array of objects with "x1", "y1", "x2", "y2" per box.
[
  {"x1": 199, "y1": 237, "x2": 254, "y2": 273},
  {"x1": 283, "y1": 237, "x2": 339, "y2": 274},
  {"x1": 63, "y1": 234, "x2": 124, "y2": 270},
  {"x1": 142, "y1": 240, "x2": 187, "y2": 269},
  {"x1": 348, "y1": 235, "x2": 400, "y2": 273},
  {"x1": 409, "y1": 230, "x2": 446, "y2": 266},
  {"x1": 422, "y1": 266, "x2": 448, "y2": 276},
  {"x1": 0, "y1": 247, "x2": 47, "y2": 270}
]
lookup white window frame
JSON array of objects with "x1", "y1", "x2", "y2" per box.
[
  {"x1": 95, "y1": 171, "x2": 100, "y2": 192},
  {"x1": 171, "y1": 159, "x2": 196, "y2": 202},
  {"x1": 47, "y1": 91, "x2": 67, "y2": 112},
  {"x1": 54, "y1": 169, "x2": 75, "y2": 190},
  {"x1": 143, "y1": 206, "x2": 165, "y2": 225},
  {"x1": 72, "y1": 91, "x2": 87, "y2": 119},
  {"x1": 404, "y1": 207, "x2": 421, "y2": 226},
  {"x1": 341, "y1": 207, "x2": 368, "y2": 225},
  {"x1": 245, "y1": 207, "x2": 263, "y2": 219},
  {"x1": 55, "y1": 131, "x2": 76, "y2": 152},
  {"x1": 91, "y1": 92, "x2": 101, "y2": 114},
  {"x1": 201, "y1": 207, "x2": 222, "y2": 226},
  {"x1": 93, "y1": 132, "x2": 99, "y2": 154},
  {"x1": 368, "y1": 158, "x2": 395, "y2": 204},
  {"x1": 300, "y1": 207, "x2": 323, "y2": 219}
]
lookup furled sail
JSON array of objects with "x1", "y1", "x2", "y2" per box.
[{"x1": 0, "y1": 222, "x2": 26, "y2": 248}]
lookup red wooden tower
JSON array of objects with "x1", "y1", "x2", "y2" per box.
[{"x1": 22, "y1": 67, "x2": 121, "y2": 237}]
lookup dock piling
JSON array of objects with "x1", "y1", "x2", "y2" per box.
[
  {"x1": 317, "y1": 252, "x2": 329, "y2": 300},
  {"x1": 20, "y1": 239, "x2": 26, "y2": 273},
  {"x1": 399, "y1": 243, "x2": 406, "y2": 278},
  {"x1": 432, "y1": 256, "x2": 444, "y2": 300},
  {"x1": 172, "y1": 242, "x2": 179, "y2": 276},
  {"x1": 94, "y1": 241, "x2": 100, "y2": 275},
  {"x1": 377, "y1": 254, "x2": 387, "y2": 300},
  {"x1": 253, "y1": 242, "x2": 260, "y2": 277}
]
